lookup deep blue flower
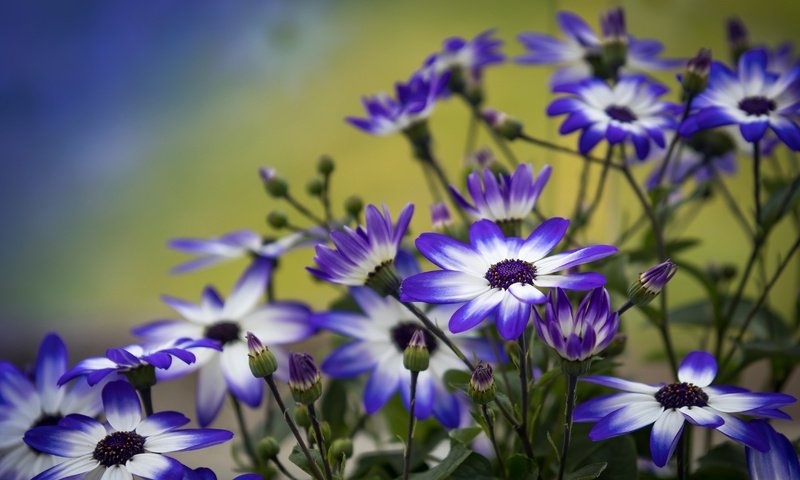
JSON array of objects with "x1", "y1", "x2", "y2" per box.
[
  {"x1": 423, "y1": 29, "x2": 505, "y2": 90},
  {"x1": 533, "y1": 288, "x2": 619, "y2": 362},
  {"x1": 133, "y1": 259, "x2": 315, "y2": 426},
  {"x1": 0, "y1": 334, "x2": 104, "y2": 480},
  {"x1": 346, "y1": 72, "x2": 449, "y2": 136},
  {"x1": 24, "y1": 381, "x2": 232, "y2": 480},
  {"x1": 401, "y1": 219, "x2": 617, "y2": 339},
  {"x1": 58, "y1": 338, "x2": 221, "y2": 387},
  {"x1": 516, "y1": 10, "x2": 681, "y2": 86},
  {"x1": 574, "y1": 351, "x2": 796, "y2": 467},
  {"x1": 450, "y1": 163, "x2": 552, "y2": 224},
  {"x1": 308, "y1": 203, "x2": 414, "y2": 287},
  {"x1": 312, "y1": 287, "x2": 496, "y2": 428},
  {"x1": 679, "y1": 49, "x2": 800, "y2": 150},
  {"x1": 547, "y1": 75, "x2": 678, "y2": 159},
  {"x1": 746, "y1": 420, "x2": 800, "y2": 480}
]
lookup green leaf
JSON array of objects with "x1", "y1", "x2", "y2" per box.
[
  {"x1": 321, "y1": 378, "x2": 350, "y2": 438},
  {"x1": 288, "y1": 445, "x2": 325, "y2": 478},
  {"x1": 350, "y1": 450, "x2": 405, "y2": 479},
  {"x1": 446, "y1": 453, "x2": 494, "y2": 479},
  {"x1": 566, "y1": 425, "x2": 637, "y2": 480},
  {"x1": 443, "y1": 369, "x2": 471, "y2": 393},
  {"x1": 532, "y1": 368, "x2": 561, "y2": 390},
  {"x1": 507, "y1": 454, "x2": 539, "y2": 480},
  {"x1": 691, "y1": 442, "x2": 748, "y2": 480},
  {"x1": 761, "y1": 177, "x2": 800, "y2": 230},
  {"x1": 564, "y1": 462, "x2": 607, "y2": 480},
  {"x1": 408, "y1": 443, "x2": 473, "y2": 480},
  {"x1": 741, "y1": 340, "x2": 800, "y2": 363},
  {"x1": 449, "y1": 426, "x2": 483, "y2": 445}
]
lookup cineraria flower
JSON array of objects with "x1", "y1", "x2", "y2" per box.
[
  {"x1": 547, "y1": 75, "x2": 678, "y2": 160},
  {"x1": 58, "y1": 338, "x2": 221, "y2": 387},
  {"x1": 0, "y1": 334, "x2": 103, "y2": 480},
  {"x1": 346, "y1": 71, "x2": 449, "y2": 136},
  {"x1": 449, "y1": 163, "x2": 552, "y2": 228},
  {"x1": 533, "y1": 288, "x2": 619, "y2": 362},
  {"x1": 627, "y1": 259, "x2": 677, "y2": 307},
  {"x1": 746, "y1": 420, "x2": 800, "y2": 480},
  {"x1": 308, "y1": 203, "x2": 414, "y2": 292},
  {"x1": 516, "y1": 10, "x2": 681, "y2": 86},
  {"x1": 24, "y1": 381, "x2": 232, "y2": 480},
  {"x1": 312, "y1": 287, "x2": 496, "y2": 428},
  {"x1": 168, "y1": 227, "x2": 327, "y2": 274},
  {"x1": 679, "y1": 49, "x2": 800, "y2": 150},
  {"x1": 133, "y1": 259, "x2": 314, "y2": 426},
  {"x1": 574, "y1": 351, "x2": 796, "y2": 467},
  {"x1": 423, "y1": 29, "x2": 505, "y2": 94},
  {"x1": 401, "y1": 219, "x2": 617, "y2": 339}
]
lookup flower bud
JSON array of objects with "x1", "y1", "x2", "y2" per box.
[
  {"x1": 294, "y1": 404, "x2": 311, "y2": 428},
  {"x1": 289, "y1": 353, "x2": 322, "y2": 404},
  {"x1": 320, "y1": 421, "x2": 332, "y2": 444},
  {"x1": 468, "y1": 147, "x2": 496, "y2": 170},
  {"x1": 329, "y1": 438, "x2": 353, "y2": 462},
  {"x1": 481, "y1": 108, "x2": 523, "y2": 140},
  {"x1": 600, "y1": 7, "x2": 628, "y2": 75},
  {"x1": 468, "y1": 362, "x2": 496, "y2": 404},
  {"x1": 246, "y1": 332, "x2": 278, "y2": 378},
  {"x1": 344, "y1": 196, "x2": 363, "y2": 218},
  {"x1": 266, "y1": 211, "x2": 288, "y2": 230},
  {"x1": 727, "y1": 17, "x2": 749, "y2": 62},
  {"x1": 259, "y1": 167, "x2": 277, "y2": 184},
  {"x1": 307, "y1": 179, "x2": 324, "y2": 196},
  {"x1": 430, "y1": 202, "x2": 452, "y2": 231},
  {"x1": 403, "y1": 329, "x2": 430, "y2": 372},
  {"x1": 257, "y1": 436, "x2": 280, "y2": 459},
  {"x1": 627, "y1": 259, "x2": 678, "y2": 307},
  {"x1": 682, "y1": 49, "x2": 711, "y2": 98},
  {"x1": 263, "y1": 175, "x2": 289, "y2": 198},
  {"x1": 317, "y1": 155, "x2": 335, "y2": 175}
]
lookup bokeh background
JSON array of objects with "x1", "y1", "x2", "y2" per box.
[{"x1": 2, "y1": 0, "x2": 798, "y2": 476}]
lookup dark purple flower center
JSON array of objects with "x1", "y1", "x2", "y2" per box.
[
  {"x1": 655, "y1": 382, "x2": 708, "y2": 409},
  {"x1": 485, "y1": 259, "x2": 536, "y2": 290},
  {"x1": 391, "y1": 322, "x2": 438, "y2": 354},
  {"x1": 93, "y1": 431, "x2": 146, "y2": 467},
  {"x1": 205, "y1": 321, "x2": 241, "y2": 345},
  {"x1": 738, "y1": 96, "x2": 776, "y2": 116},
  {"x1": 605, "y1": 105, "x2": 637, "y2": 123}
]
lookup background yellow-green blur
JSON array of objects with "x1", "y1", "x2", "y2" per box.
[{"x1": 2, "y1": 0, "x2": 798, "y2": 475}]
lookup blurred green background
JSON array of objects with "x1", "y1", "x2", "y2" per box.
[{"x1": 1, "y1": 0, "x2": 798, "y2": 473}]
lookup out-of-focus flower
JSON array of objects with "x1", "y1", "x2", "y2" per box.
[
  {"x1": 401, "y1": 219, "x2": 617, "y2": 339},
  {"x1": 681, "y1": 48, "x2": 712, "y2": 98},
  {"x1": 24, "y1": 381, "x2": 232, "y2": 480},
  {"x1": 450, "y1": 163, "x2": 551, "y2": 227},
  {"x1": 346, "y1": 71, "x2": 449, "y2": 136},
  {"x1": 627, "y1": 259, "x2": 678, "y2": 307},
  {"x1": 312, "y1": 287, "x2": 496, "y2": 428},
  {"x1": 424, "y1": 29, "x2": 504, "y2": 98},
  {"x1": 574, "y1": 351, "x2": 796, "y2": 467},
  {"x1": 430, "y1": 202, "x2": 452, "y2": 230},
  {"x1": 680, "y1": 49, "x2": 800, "y2": 150},
  {"x1": 308, "y1": 203, "x2": 413, "y2": 293},
  {"x1": 547, "y1": 76, "x2": 678, "y2": 160},
  {"x1": 0, "y1": 334, "x2": 104, "y2": 480},
  {"x1": 133, "y1": 259, "x2": 314, "y2": 426},
  {"x1": 726, "y1": 17, "x2": 750, "y2": 62},
  {"x1": 516, "y1": 9, "x2": 682, "y2": 86},
  {"x1": 533, "y1": 288, "x2": 619, "y2": 362},
  {"x1": 746, "y1": 420, "x2": 800, "y2": 480}
]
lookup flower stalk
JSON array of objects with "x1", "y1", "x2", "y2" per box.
[{"x1": 557, "y1": 373, "x2": 579, "y2": 480}]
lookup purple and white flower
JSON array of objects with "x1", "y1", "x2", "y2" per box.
[
  {"x1": 58, "y1": 338, "x2": 221, "y2": 387},
  {"x1": 547, "y1": 75, "x2": 678, "y2": 159},
  {"x1": 24, "y1": 381, "x2": 232, "y2": 480},
  {"x1": 0, "y1": 334, "x2": 104, "y2": 480},
  {"x1": 516, "y1": 10, "x2": 681, "y2": 87},
  {"x1": 423, "y1": 29, "x2": 505, "y2": 91},
  {"x1": 169, "y1": 228, "x2": 327, "y2": 274},
  {"x1": 133, "y1": 259, "x2": 315, "y2": 426},
  {"x1": 346, "y1": 72, "x2": 449, "y2": 136},
  {"x1": 401, "y1": 218, "x2": 617, "y2": 339},
  {"x1": 574, "y1": 351, "x2": 796, "y2": 467},
  {"x1": 533, "y1": 288, "x2": 619, "y2": 362},
  {"x1": 308, "y1": 203, "x2": 414, "y2": 288},
  {"x1": 746, "y1": 420, "x2": 800, "y2": 480},
  {"x1": 679, "y1": 49, "x2": 800, "y2": 150},
  {"x1": 449, "y1": 163, "x2": 552, "y2": 225},
  {"x1": 312, "y1": 287, "x2": 496, "y2": 428}
]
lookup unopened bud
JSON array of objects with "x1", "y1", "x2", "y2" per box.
[
  {"x1": 329, "y1": 438, "x2": 353, "y2": 462},
  {"x1": 344, "y1": 196, "x2": 364, "y2": 218},
  {"x1": 682, "y1": 49, "x2": 711, "y2": 98},
  {"x1": 317, "y1": 156, "x2": 335, "y2": 175},
  {"x1": 289, "y1": 353, "x2": 322, "y2": 404},
  {"x1": 627, "y1": 259, "x2": 678, "y2": 307},
  {"x1": 257, "y1": 437, "x2": 280, "y2": 459},
  {"x1": 246, "y1": 332, "x2": 278, "y2": 378},
  {"x1": 726, "y1": 17, "x2": 749, "y2": 62},
  {"x1": 600, "y1": 7, "x2": 628, "y2": 76},
  {"x1": 264, "y1": 175, "x2": 289, "y2": 198},
  {"x1": 430, "y1": 202, "x2": 452, "y2": 230},
  {"x1": 320, "y1": 421, "x2": 332, "y2": 444},
  {"x1": 259, "y1": 167, "x2": 277, "y2": 184},
  {"x1": 468, "y1": 362, "x2": 496, "y2": 404},
  {"x1": 267, "y1": 211, "x2": 288, "y2": 230},
  {"x1": 482, "y1": 108, "x2": 523, "y2": 140},
  {"x1": 294, "y1": 404, "x2": 311, "y2": 428},
  {"x1": 403, "y1": 330, "x2": 430, "y2": 372},
  {"x1": 307, "y1": 179, "x2": 324, "y2": 196}
]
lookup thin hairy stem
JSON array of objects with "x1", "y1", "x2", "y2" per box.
[
  {"x1": 308, "y1": 404, "x2": 334, "y2": 480},
  {"x1": 403, "y1": 371, "x2": 419, "y2": 480}
]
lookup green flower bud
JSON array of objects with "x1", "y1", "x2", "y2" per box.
[
  {"x1": 257, "y1": 436, "x2": 280, "y2": 460},
  {"x1": 320, "y1": 421, "x2": 332, "y2": 444},
  {"x1": 294, "y1": 404, "x2": 311, "y2": 428},
  {"x1": 481, "y1": 108, "x2": 523, "y2": 140},
  {"x1": 266, "y1": 211, "x2": 288, "y2": 230},
  {"x1": 682, "y1": 49, "x2": 711, "y2": 99},
  {"x1": 262, "y1": 172, "x2": 288, "y2": 198},
  {"x1": 403, "y1": 329, "x2": 430, "y2": 372},
  {"x1": 289, "y1": 353, "x2": 323, "y2": 405},
  {"x1": 329, "y1": 438, "x2": 353, "y2": 463},
  {"x1": 627, "y1": 259, "x2": 678, "y2": 307},
  {"x1": 317, "y1": 156, "x2": 335, "y2": 175},
  {"x1": 468, "y1": 362, "x2": 496, "y2": 404},
  {"x1": 246, "y1": 332, "x2": 278, "y2": 378},
  {"x1": 307, "y1": 179, "x2": 324, "y2": 196},
  {"x1": 344, "y1": 196, "x2": 363, "y2": 218}
]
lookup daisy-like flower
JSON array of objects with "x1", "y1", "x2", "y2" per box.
[
  {"x1": 449, "y1": 163, "x2": 552, "y2": 229},
  {"x1": 746, "y1": 420, "x2": 800, "y2": 480},
  {"x1": 168, "y1": 228, "x2": 327, "y2": 274},
  {"x1": 24, "y1": 381, "x2": 232, "y2": 480},
  {"x1": 133, "y1": 259, "x2": 315, "y2": 426},
  {"x1": 401, "y1": 218, "x2": 617, "y2": 339},
  {"x1": 346, "y1": 71, "x2": 449, "y2": 136},
  {"x1": 0, "y1": 334, "x2": 103, "y2": 480},
  {"x1": 423, "y1": 29, "x2": 505, "y2": 95},
  {"x1": 533, "y1": 288, "x2": 619, "y2": 362},
  {"x1": 58, "y1": 338, "x2": 221, "y2": 387},
  {"x1": 547, "y1": 75, "x2": 678, "y2": 160},
  {"x1": 573, "y1": 351, "x2": 796, "y2": 467},
  {"x1": 516, "y1": 9, "x2": 681, "y2": 87},
  {"x1": 308, "y1": 203, "x2": 414, "y2": 292},
  {"x1": 679, "y1": 49, "x2": 800, "y2": 150},
  {"x1": 312, "y1": 287, "x2": 496, "y2": 428}
]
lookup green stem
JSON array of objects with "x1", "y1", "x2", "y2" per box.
[
  {"x1": 481, "y1": 404, "x2": 507, "y2": 479},
  {"x1": 321, "y1": 172, "x2": 334, "y2": 227},
  {"x1": 570, "y1": 146, "x2": 614, "y2": 237},
  {"x1": 403, "y1": 371, "x2": 419, "y2": 480},
  {"x1": 464, "y1": 112, "x2": 479, "y2": 160},
  {"x1": 557, "y1": 373, "x2": 579, "y2": 480},
  {"x1": 139, "y1": 387, "x2": 154, "y2": 417},
  {"x1": 517, "y1": 335, "x2": 531, "y2": 455},
  {"x1": 284, "y1": 192, "x2": 328, "y2": 229},
  {"x1": 677, "y1": 430, "x2": 688, "y2": 480},
  {"x1": 617, "y1": 300, "x2": 634, "y2": 316},
  {"x1": 230, "y1": 395, "x2": 260, "y2": 468},
  {"x1": 308, "y1": 404, "x2": 334, "y2": 480},
  {"x1": 273, "y1": 457, "x2": 299, "y2": 480},
  {"x1": 753, "y1": 141, "x2": 762, "y2": 226},
  {"x1": 517, "y1": 132, "x2": 621, "y2": 168},
  {"x1": 653, "y1": 98, "x2": 693, "y2": 188}
]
